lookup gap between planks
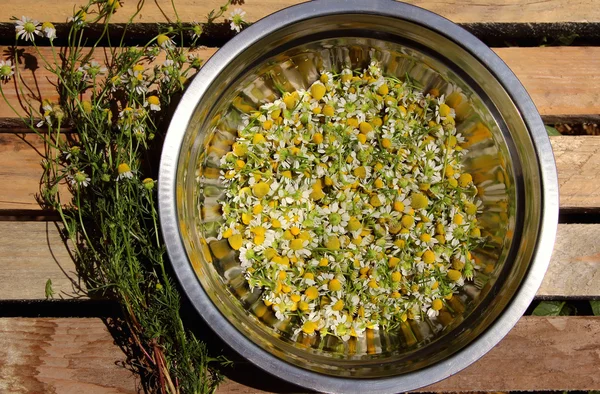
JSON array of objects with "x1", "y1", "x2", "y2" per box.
[
  {"x1": 1, "y1": 0, "x2": 599, "y2": 24},
  {"x1": 0, "y1": 221, "x2": 598, "y2": 300},
  {"x1": 0, "y1": 46, "x2": 599, "y2": 121},
  {"x1": 0, "y1": 316, "x2": 599, "y2": 393},
  {"x1": 2, "y1": 134, "x2": 599, "y2": 211}
]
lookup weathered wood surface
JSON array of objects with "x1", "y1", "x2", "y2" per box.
[
  {"x1": 0, "y1": 318, "x2": 138, "y2": 394},
  {"x1": 2, "y1": 0, "x2": 599, "y2": 24},
  {"x1": 0, "y1": 133, "x2": 69, "y2": 212},
  {"x1": 0, "y1": 221, "x2": 81, "y2": 300},
  {"x1": 0, "y1": 221, "x2": 597, "y2": 300},
  {"x1": 3, "y1": 134, "x2": 598, "y2": 211},
  {"x1": 1, "y1": 46, "x2": 599, "y2": 121},
  {"x1": 1, "y1": 316, "x2": 599, "y2": 393},
  {"x1": 417, "y1": 316, "x2": 600, "y2": 392},
  {"x1": 551, "y1": 136, "x2": 600, "y2": 210},
  {"x1": 539, "y1": 224, "x2": 600, "y2": 298},
  {"x1": 495, "y1": 47, "x2": 600, "y2": 122}
]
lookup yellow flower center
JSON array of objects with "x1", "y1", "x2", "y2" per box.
[{"x1": 117, "y1": 163, "x2": 131, "y2": 174}]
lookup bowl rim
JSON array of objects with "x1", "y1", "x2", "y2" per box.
[{"x1": 158, "y1": 1, "x2": 559, "y2": 392}]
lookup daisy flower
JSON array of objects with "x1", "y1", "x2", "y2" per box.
[
  {"x1": 15, "y1": 16, "x2": 41, "y2": 42},
  {"x1": 41, "y1": 22, "x2": 56, "y2": 40},
  {"x1": 191, "y1": 22, "x2": 203, "y2": 40},
  {"x1": 0, "y1": 60, "x2": 14, "y2": 82},
  {"x1": 70, "y1": 171, "x2": 90, "y2": 187},
  {"x1": 68, "y1": 11, "x2": 87, "y2": 26},
  {"x1": 117, "y1": 163, "x2": 134, "y2": 180},
  {"x1": 216, "y1": 62, "x2": 485, "y2": 340},
  {"x1": 229, "y1": 8, "x2": 246, "y2": 33},
  {"x1": 156, "y1": 34, "x2": 174, "y2": 49},
  {"x1": 145, "y1": 95, "x2": 161, "y2": 111}
]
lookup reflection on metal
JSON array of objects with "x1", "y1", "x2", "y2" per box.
[{"x1": 159, "y1": 1, "x2": 558, "y2": 392}]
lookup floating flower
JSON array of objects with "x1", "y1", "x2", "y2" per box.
[
  {"x1": 15, "y1": 16, "x2": 41, "y2": 42},
  {"x1": 217, "y1": 63, "x2": 484, "y2": 340}
]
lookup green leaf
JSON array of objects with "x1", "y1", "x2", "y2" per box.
[
  {"x1": 560, "y1": 303, "x2": 576, "y2": 316},
  {"x1": 590, "y1": 300, "x2": 600, "y2": 316},
  {"x1": 532, "y1": 301, "x2": 565, "y2": 316},
  {"x1": 545, "y1": 125, "x2": 561, "y2": 136},
  {"x1": 45, "y1": 278, "x2": 54, "y2": 299},
  {"x1": 557, "y1": 33, "x2": 579, "y2": 46}
]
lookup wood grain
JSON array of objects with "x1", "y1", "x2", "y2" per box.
[
  {"x1": 0, "y1": 318, "x2": 138, "y2": 393},
  {"x1": 1, "y1": 317, "x2": 600, "y2": 393},
  {"x1": 418, "y1": 316, "x2": 600, "y2": 392},
  {"x1": 539, "y1": 223, "x2": 600, "y2": 298},
  {"x1": 0, "y1": 133, "x2": 47, "y2": 211},
  {"x1": 0, "y1": 221, "x2": 595, "y2": 300},
  {"x1": 0, "y1": 221, "x2": 82, "y2": 300},
  {"x1": 494, "y1": 47, "x2": 600, "y2": 120},
  {"x1": 1, "y1": 46, "x2": 598, "y2": 122},
  {"x1": 2, "y1": 134, "x2": 598, "y2": 211},
  {"x1": 0, "y1": 46, "x2": 217, "y2": 121},
  {"x1": 551, "y1": 136, "x2": 600, "y2": 210},
  {"x1": 2, "y1": 0, "x2": 599, "y2": 24}
]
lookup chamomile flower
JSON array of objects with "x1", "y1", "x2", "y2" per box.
[
  {"x1": 68, "y1": 10, "x2": 87, "y2": 26},
  {"x1": 217, "y1": 62, "x2": 484, "y2": 341},
  {"x1": 117, "y1": 163, "x2": 134, "y2": 180},
  {"x1": 0, "y1": 60, "x2": 14, "y2": 82},
  {"x1": 156, "y1": 34, "x2": 174, "y2": 49},
  {"x1": 78, "y1": 61, "x2": 107, "y2": 81},
  {"x1": 191, "y1": 22, "x2": 203, "y2": 40},
  {"x1": 64, "y1": 146, "x2": 81, "y2": 161},
  {"x1": 229, "y1": 8, "x2": 246, "y2": 33},
  {"x1": 15, "y1": 16, "x2": 41, "y2": 42},
  {"x1": 321, "y1": 202, "x2": 350, "y2": 234},
  {"x1": 70, "y1": 170, "x2": 90, "y2": 187},
  {"x1": 41, "y1": 22, "x2": 56, "y2": 40},
  {"x1": 145, "y1": 95, "x2": 161, "y2": 111},
  {"x1": 188, "y1": 53, "x2": 203, "y2": 69}
]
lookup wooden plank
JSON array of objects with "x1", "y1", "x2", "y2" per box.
[
  {"x1": 0, "y1": 46, "x2": 217, "y2": 121},
  {"x1": 0, "y1": 133, "x2": 49, "y2": 211},
  {"x1": 551, "y1": 136, "x2": 600, "y2": 210},
  {"x1": 2, "y1": 0, "x2": 599, "y2": 24},
  {"x1": 1, "y1": 317, "x2": 599, "y2": 393},
  {"x1": 2, "y1": 134, "x2": 598, "y2": 211},
  {"x1": 0, "y1": 221, "x2": 81, "y2": 300},
  {"x1": 0, "y1": 46, "x2": 598, "y2": 122},
  {"x1": 539, "y1": 223, "x2": 600, "y2": 298},
  {"x1": 495, "y1": 47, "x2": 600, "y2": 122},
  {"x1": 0, "y1": 221, "x2": 597, "y2": 300},
  {"x1": 417, "y1": 316, "x2": 600, "y2": 392},
  {"x1": 0, "y1": 318, "x2": 137, "y2": 393}
]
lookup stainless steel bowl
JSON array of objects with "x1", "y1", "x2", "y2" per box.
[{"x1": 159, "y1": 1, "x2": 558, "y2": 392}]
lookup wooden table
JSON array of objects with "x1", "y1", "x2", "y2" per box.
[{"x1": 2, "y1": 1, "x2": 600, "y2": 392}]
